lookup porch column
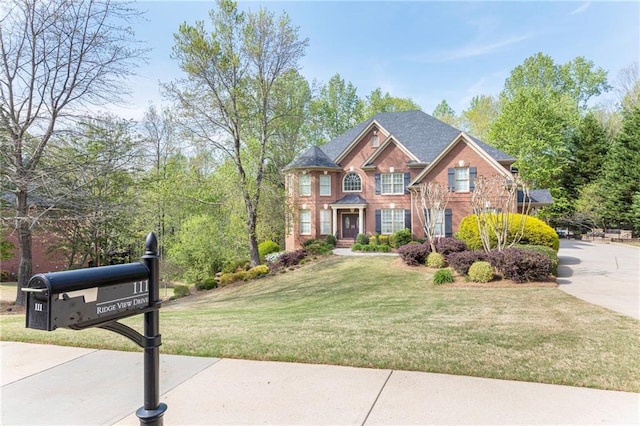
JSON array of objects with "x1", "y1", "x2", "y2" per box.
[
  {"x1": 358, "y1": 207, "x2": 364, "y2": 235},
  {"x1": 332, "y1": 207, "x2": 338, "y2": 237}
]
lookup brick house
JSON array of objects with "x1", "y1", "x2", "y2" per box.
[{"x1": 284, "y1": 110, "x2": 551, "y2": 250}]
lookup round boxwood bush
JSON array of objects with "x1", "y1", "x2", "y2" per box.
[
  {"x1": 390, "y1": 228, "x2": 412, "y2": 248},
  {"x1": 468, "y1": 261, "x2": 494, "y2": 283},
  {"x1": 195, "y1": 277, "x2": 218, "y2": 290},
  {"x1": 426, "y1": 252, "x2": 446, "y2": 268},
  {"x1": 172, "y1": 285, "x2": 190, "y2": 298},
  {"x1": 258, "y1": 240, "x2": 280, "y2": 259},
  {"x1": 356, "y1": 233, "x2": 369, "y2": 245},
  {"x1": 458, "y1": 213, "x2": 559, "y2": 252},
  {"x1": 432, "y1": 269, "x2": 454, "y2": 285}
]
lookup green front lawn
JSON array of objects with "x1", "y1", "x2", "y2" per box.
[{"x1": 1, "y1": 256, "x2": 639, "y2": 392}]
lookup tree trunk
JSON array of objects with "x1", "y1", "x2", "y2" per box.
[
  {"x1": 247, "y1": 207, "x2": 260, "y2": 267},
  {"x1": 15, "y1": 190, "x2": 31, "y2": 306}
]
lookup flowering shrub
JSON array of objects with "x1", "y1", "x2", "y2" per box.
[
  {"x1": 265, "y1": 252, "x2": 283, "y2": 264},
  {"x1": 447, "y1": 250, "x2": 487, "y2": 275},
  {"x1": 398, "y1": 242, "x2": 430, "y2": 266}
]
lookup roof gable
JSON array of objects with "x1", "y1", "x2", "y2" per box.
[{"x1": 284, "y1": 145, "x2": 341, "y2": 170}]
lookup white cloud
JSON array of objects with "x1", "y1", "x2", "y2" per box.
[
  {"x1": 406, "y1": 32, "x2": 536, "y2": 64},
  {"x1": 569, "y1": 2, "x2": 591, "y2": 15}
]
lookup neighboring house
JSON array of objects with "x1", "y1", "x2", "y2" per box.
[{"x1": 283, "y1": 110, "x2": 552, "y2": 250}]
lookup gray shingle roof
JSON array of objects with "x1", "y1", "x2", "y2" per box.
[
  {"x1": 320, "y1": 110, "x2": 515, "y2": 164},
  {"x1": 518, "y1": 189, "x2": 553, "y2": 205},
  {"x1": 284, "y1": 145, "x2": 341, "y2": 170},
  {"x1": 333, "y1": 194, "x2": 368, "y2": 204}
]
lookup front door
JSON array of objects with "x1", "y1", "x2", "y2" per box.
[{"x1": 342, "y1": 214, "x2": 359, "y2": 239}]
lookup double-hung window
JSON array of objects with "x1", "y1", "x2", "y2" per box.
[
  {"x1": 428, "y1": 209, "x2": 445, "y2": 237},
  {"x1": 319, "y1": 209, "x2": 331, "y2": 235},
  {"x1": 299, "y1": 210, "x2": 311, "y2": 235},
  {"x1": 381, "y1": 209, "x2": 405, "y2": 234},
  {"x1": 455, "y1": 167, "x2": 469, "y2": 192},
  {"x1": 299, "y1": 174, "x2": 311, "y2": 196},
  {"x1": 381, "y1": 173, "x2": 404, "y2": 194},
  {"x1": 319, "y1": 175, "x2": 331, "y2": 196}
]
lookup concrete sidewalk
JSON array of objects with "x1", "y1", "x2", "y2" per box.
[{"x1": 2, "y1": 342, "x2": 639, "y2": 425}]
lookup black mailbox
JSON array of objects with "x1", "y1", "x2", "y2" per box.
[{"x1": 24, "y1": 262, "x2": 150, "y2": 331}]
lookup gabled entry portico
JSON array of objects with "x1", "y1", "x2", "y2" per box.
[{"x1": 330, "y1": 194, "x2": 368, "y2": 239}]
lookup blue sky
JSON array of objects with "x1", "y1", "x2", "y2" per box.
[{"x1": 107, "y1": 1, "x2": 640, "y2": 121}]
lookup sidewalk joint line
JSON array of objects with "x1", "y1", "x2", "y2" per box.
[{"x1": 361, "y1": 369, "x2": 393, "y2": 426}]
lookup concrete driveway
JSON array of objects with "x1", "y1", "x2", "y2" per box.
[{"x1": 557, "y1": 239, "x2": 640, "y2": 320}]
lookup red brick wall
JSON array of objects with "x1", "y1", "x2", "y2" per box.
[{"x1": 1, "y1": 229, "x2": 67, "y2": 280}]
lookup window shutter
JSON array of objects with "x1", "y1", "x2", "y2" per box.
[
  {"x1": 447, "y1": 168, "x2": 455, "y2": 191},
  {"x1": 375, "y1": 210, "x2": 381, "y2": 234},
  {"x1": 375, "y1": 173, "x2": 381, "y2": 195},
  {"x1": 404, "y1": 173, "x2": 410, "y2": 194},
  {"x1": 405, "y1": 209, "x2": 411, "y2": 230},
  {"x1": 469, "y1": 167, "x2": 477, "y2": 191},
  {"x1": 445, "y1": 209, "x2": 453, "y2": 237}
]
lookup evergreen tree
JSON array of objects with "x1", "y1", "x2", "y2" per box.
[
  {"x1": 599, "y1": 105, "x2": 640, "y2": 231},
  {"x1": 563, "y1": 112, "x2": 609, "y2": 199}
]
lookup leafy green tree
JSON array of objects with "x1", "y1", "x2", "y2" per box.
[
  {"x1": 308, "y1": 74, "x2": 364, "y2": 143},
  {"x1": 488, "y1": 87, "x2": 578, "y2": 189},
  {"x1": 503, "y1": 53, "x2": 610, "y2": 110},
  {"x1": 598, "y1": 105, "x2": 640, "y2": 231},
  {"x1": 168, "y1": 0, "x2": 308, "y2": 267},
  {"x1": 460, "y1": 95, "x2": 499, "y2": 140},
  {"x1": 363, "y1": 88, "x2": 421, "y2": 117},
  {"x1": 432, "y1": 100, "x2": 458, "y2": 126}
]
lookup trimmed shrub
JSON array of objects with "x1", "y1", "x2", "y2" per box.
[
  {"x1": 433, "y1": 269, "x2": 455, "y2": 285},
  {"x1": 426, "y1": 252, "x2": 447, "y2": 268},
  {"x1": 246, "y1": 265, "x2": 270, "y2": 279},
  {"x1": 222, "y1": 259, "x2": 250, "y2": 274},
  {"x1": 304, "y1": 241, "x2": 331, "y2": 255},
  {"x1": 390, "y1": 228, "x2": 412, "y2": 248},
  {"x1": 325, "y1": 234, "x2": 337, "y2": 247},
  {"x1": 352, "y1": 243, "x2": 391, "y2": 253},
  {"x1": 258, "y1": 240, "x2": 280, "y2": 259},
  {"x1": 398, "y1": 243, "x2": 430, "y2": 266},
  {"x1": 219, "y1": 273, "x2": 237, "y2": 286},
  {"x1": 302, "y1": 238, "x2": 322, "y2": 247},
  {"x1": 356, "y1": 233, "x2": 370, "y2": 245},
  {"x1": 434, "y1": 237, "x2": 468, "y2": 256},
  {"x1": 377, "y1": 234, "x2": 390, "y2": 246},
  {"x1": 274, "y1": 249, "x2": 306, "y2": 269},
  {"x1": 491, "y1": 247, "x2": 553, "y2": 283},
  {"x1": 516, "y1": 244, "x2": 559, "y2": 275},
  {"x1": 172, "y1": 285, "x2": 190, "y2": 298},
  {"x1": 458, "y1": 214, "x2": 559, "y2": 252},
  {"x1": 195, "y1": 277, "x2": 217, "y2": 290},
  {"x1": 447, "y1": 250, "x2": 487, "y2": 275},
  {"x1": 468, "y1": 261, "x2": 494, "y2": 283}
]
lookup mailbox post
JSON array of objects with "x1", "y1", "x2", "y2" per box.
[{"x1": 23, "y1": 232, "x2": 167, "y2": 425}]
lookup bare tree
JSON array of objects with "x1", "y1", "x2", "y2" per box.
[
  {"x1": 0, "y1": 0, "x2": 145, "y2": 304},
  {"x1": 410, "y1": 182, "x2": 450, "y2": 252},
  {"x1": 470, "y1": 175, "x2": 531, "y2": 252},
  {"x1": 167, "y1": 0, "x2": 308, "y2": 267}
]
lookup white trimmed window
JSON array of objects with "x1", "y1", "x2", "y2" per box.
[
  {"x1": 320, "y1": 209, "x2": 331, "y2": 235},
  {"x1": 371, "y1": 134, "x2": 379, "y2": 147},
  {"x1": 428, "y1": 209, "x2": 445, "y2": 237},
  {"x1": 343, "y1": 173, "x2": 362, "y2": 192},
  {"x1": 381, "y1": 173, "x2": 404, "y2": 194},
  {"x1": 381, "y1": 209, "x2": 405, "y2": 234},
  {"x1": 319, "y1": 175, "x2": 331, "y2": 196},
  {"x1": 299, "y1": 174, "x2": 311, "y2": 196},
  {"x1": 299, "y1": 210, "x2": 311, "y2": 235},
  {"x1": 455, "y1": 167, "x2": 469, "y2": 192}
]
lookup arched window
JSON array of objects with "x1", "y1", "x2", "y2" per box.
[{"x1": 343, "y1": 173, "x2": 362, "y2": 192}]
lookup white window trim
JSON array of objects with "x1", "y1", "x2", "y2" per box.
[
  {"x1": 343, "y1": 172, "x2": 362, "y2": 192},
  {"x1": 320, "y1": 209, "x2": 331, "y2": 235},
  {"x1": 381, "y1": 209, "x2": 405, "y2": 235},
  {"x1": 299, "y1": 174, "x2": 311, "y2": 196},
  {"x1": 381, "y1": 173, "x2": 404, "y2": 195},
  {"x1": 455, "y1": 167, "x2": 470, "y2": 192},
  {"x1": 299, "y1": 209, "x2": 311, "y2": 235},
  {"x1": 319, "y1": 175, "x2": 331, "y2": 196}
]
